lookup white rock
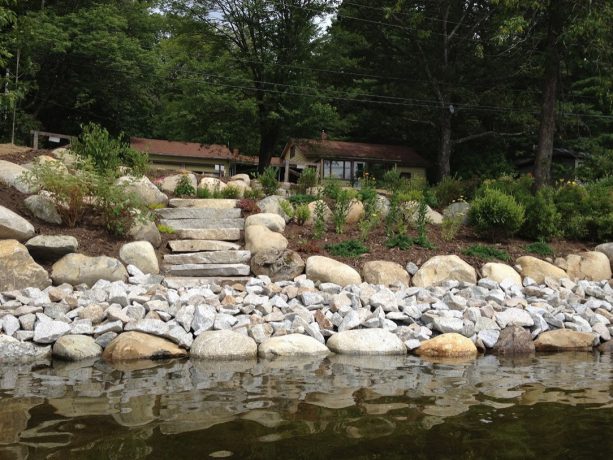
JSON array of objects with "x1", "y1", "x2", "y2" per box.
[
  {"x1": 258, "y1": 334, "x2": 329, "y2": 357},
  {"x1": 327, "y1": 328, "x2": 407, "y2": 355},
  {"x1": 119, "y1": 241, "x2": 159, "y2": 274},
  {"x1": 0, "y1": 205, "x2": 36, "y2": 241},
  {"x1": 33, "y1": 320, "x2": 71, "y2": 344},
  {"x1": 191, "y1": 330, "x2": 257, "y2": 359},
  {"x1": 306, "y1": 256, "x2": 362, "y2": 286},
  {"x1": 245, "y1": 213, "x2": 286, "y2": 233}
]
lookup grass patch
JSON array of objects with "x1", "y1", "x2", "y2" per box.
[
  {"x1": 526, "y1": 241, "x2": 554, "y2": 257},
  {"x1": 463, "y1": 244, "x2": 510, "y2": 262},
  {"x1": 385, "y1": 234, "x2": 413, "y2": 250},
  {"x1": 288, "y1": 194, "x2": 316, "y2": 205},
  {"x1": 325, "y1": 239, "x2": 369, "y2": 257},
  {"x1": 157, "y1": 224, "x2": 175, "y2": 234}
]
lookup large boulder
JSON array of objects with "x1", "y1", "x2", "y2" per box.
[
  {"x1": 116, "y1": 175, "x2": 168, "y2": 207},
  {"x1": 443, "y1": 201, "x2": 471, "y2": 223},
  {"x1": 515, "y1": 256, "x2": 567, "y2": 284},
  {"x1": 258, "y1": 334, "x2": 330, "y2": 358},
  {"x1": 257, "y1": 195, "x2": 291, "y2": 222},
  {"x1": 362, "y1": 261, "x2": 410, "y2": 286},
  {"x1": 25, "y1": 235, "x2": 78, "y2": 263},
  {"x1": 199, "y1": 177, "x2": 226, "y2": 192},
  {"x1": 405, "y1": 201, "x2": 443, "y2": 225},
  {"x1": 244, "y1": 224, "x2": 288, "y2": 255},
  {"x1": 345, "y1": 200, "x2": 364, "y2": 224},
  {"x1": 51, "y1": 253, "x2": 128, "y2": 287},
  {"x1": 129, "y1": 220, "x2": 162, "y2": 248},
  {"x1": 119, "y1": 241, "x2": 159, "y2": 274},
  {"x1": 245, "y1": 213, "x2": 286, "y2": 233},
  {"x1": 159, "y1": 173, "x2": 197, "y2": 195},
  {"x1": 595, "y1": 243, "x2": 613, "y2": 268},
  {"x1": 102, "y1": 331, "x2": 187, "y2": 361},
  {"x1": 306, "y1": 256, "x2": 361, "y2": 286},
  {"x1": 415, "y1": 332, "x2": 478, "y2": 358},
  {"x1": 412, "y1": 255, "x2": 477, "y2": 287},
  {"x1": 0, "y1": 160, "x2": 37, "y2": 193},
  {"x1": 191, "y1": 330, "x2": 257, "y2": 360},
  {"x1": 327, "y1": 329, "x2": 406, "y2": 355},
  {"x1": 0, "y1": 240, "x2": 50, "y2": 291},
  {"x1": 24, "y1": 194, "x2": 62, "y2": 224},
  {"x1": 230, "y1": 173, "x2": 250, "y2": 185},
  {"x1": 492, "y1": 325, "x2": 535, "y2": 355},
  {"x1": 250, "y1": 248, "x2": 305, "y2": 282},
  {"x1": 0, "y1": 205, "x2": 35, "y2": 241},
  {"x1": 0, "y1": 335, "x2": 51, "y2": 363},
  {"x1": 305, "y1": 200, "x2": 332, "y2": 226},
  {"x1": 52, "y1": 335, "x2": 102, "y2": 361},
  {"x1": 564, "y1": 251, "x2": 612, "y2": 281},
  {"x1": 534, "y1": 330, "x2": 597, "y2": 351},
  {"x1": 226, "y1": 180, "x2": 251, "y2": 197},
  {"x1": 481, "y1": 262, "x2": 522, "y2": 286}
]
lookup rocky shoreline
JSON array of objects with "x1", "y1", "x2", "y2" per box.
[{"x1": 1, "y1": 263, "x2": 612, "y2": 364}]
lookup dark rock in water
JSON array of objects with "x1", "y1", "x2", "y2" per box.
[
  {"x1": 492, "y1": 325, "x2": 535, "y2": 355},
  {"x1": 250, "y1": 248, "x2": 305, "y2": 282},
  {"x1": 598, "y1": 341, "x2": 613, "y2": 353}
]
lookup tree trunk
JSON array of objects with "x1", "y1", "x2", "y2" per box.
[
  {"x1": 437, "y1": 109, "x2": 452, "y2": 180},
  {"x1": 257, "y1": 123, "x2": 279, "y2": 173}
]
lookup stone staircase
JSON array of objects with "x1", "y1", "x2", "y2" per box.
[{"x1": 157, "y1": 199, "x2": 252, "y2": 285}]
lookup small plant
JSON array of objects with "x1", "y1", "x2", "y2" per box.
[
  {"x1": 297, "y1": 167, "x2": 318, "y2": 193},
  {"x1": 332, "y1": 189, "x2": 354, "y2": 234},
  {"x1": 296, "y1": 239, "x2": 321, "y2": 253},
  {"x1": 288, "y1": 194, "x2": 316, "y2": 205},
  {"x1": 279, "y1": 199, "x2": 295, "y2": 220},
  {"x1": 433, "y1": 176, "x2": 468, "y2": 208},
  {"x1": 382, "y1": 168, "x2": 403, "y2": 193},
  {"x1": 313, "y1": 197, "x2": 327, "y2": 239},
  {"x1": 221, "y1": 184, "x2": 241, "y2": 199},
  {"x1": 468, "y1": 188, "x2": 525, "y2": 241},
  {"x1": 258, "y1": 166, "x2": 279, "y2": 196},
  {"x1": 95, "y1": 177, "x2": 151, "y2": 237},
  {"x1": 385, "y1": 193, "x2": 404, "y2": 237},
  {"x1": 174, "y1": 174, "x2": 196, "y2": 197},
  {"x1": 237, "y1": 199, "x2": 260, "y2": 214},
  {"x1": 521, "y1": 187, "x2": 561, "y2": 241},
  {"x1": 294, "y1": 204, "x2": 311, "y2": 225},
  {"x1": 157, "y1": 224, "x2": 175, "y2": 234},
  {"x1": 243, "y1": 188, "x2": 264, "y2": 200},
  {"x1": 196, "y1": 186, "x2": 213, "y2": 199},
  {"x1": 463, "y1": 244, "x2": 510, "y2": 262},
  {"x1": 325, "y1": 239, "x2": 369, "y2": 258},
  {"x1": 414, "y1": 195, "x2": 432, "y2": 247},
  {"x1": 323, "y1": 179, "x2": 342, "y2": 200},
  {"x1": 385, "y1": 234, "x2": 413, "y2": 250},
  {"x1": 526, "y1": 241, "x2": 554, "y2": 257},
  {"x1": 441, "y1": 215, "x2": 463, "y2": 242},
  {"x1": 148, "y1": 203, "x2": 166, "y2": 210}
]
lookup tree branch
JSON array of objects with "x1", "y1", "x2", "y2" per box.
[{"x1": 453, "y1": 131, "x2": 524, "y2": 145}]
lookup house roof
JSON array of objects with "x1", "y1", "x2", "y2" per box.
[
  {"x1": 515, "y1": 148, "x2": 590, "y2": 167},
  {"x1": 234, "y1": 154, "x2": 283, "y2": 167},
  {"x1": 130, "y1": 137, "x2": 235, "y2": 160},
  {"x1": 283, "y1": 138, "x2": 429, "y2": 167}
]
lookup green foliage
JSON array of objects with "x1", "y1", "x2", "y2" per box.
[
  {"x1": 294, "y1": 204, "x2": 311, "y2": 226},
  {"x1": 94, "y1": 177, "x2": 150, "y2": 237},
  {"x1": 526, "y1": 241, "x2": 554, "y2": 257},
  {"x1": 196, "y1": 186, "x2": 212, "y2": 199},
  {"x1": 382, "y1": 168, "x2": 403, "y2": 193},
  {"x1": 323, "y1": 179, "x2": 343, "y2": 201},
  {"x1": 332, "y1": 189, "x2": 354, "y2": 234},
  {"x1": 313, "y1": 198, "x2": 327, "y2": 239},
  {"x1": 480, "y1": 175, "x2": 533, "y2": 206},
  {"x1": 463, "y1": 244, "x2": 511, "y2": 262},
  {"x1": 325, "y1": 240, "x2": 369, "y2": 258},
  {"x1": 258, "y1": 166, "x2": 279, "y2": 196},
  {"x1": 297, "y1": 167, "x2": 319, "y2": 193},
  {"x1": 469, "y1": 188, "x2": 526, "y2": 241},
  {"x1": 221, "y1": 184, "x2": 241, "y2": 199},
  {"x1": 414, "y1": 196, "x2": 432, "y2": 247},
  {"x1": 278, "y1": 199, "x2": 295, "y2": 221},
  {"x1": 243, "y1": 188, "x2": 264, "y2": 200},
  {"x1": 288, "y1": 194, "x2": 316, "y2": 205},
  {"x1": 173, "y1": 175, "x2": 196, "y2": 197},
  {"x1": 157, "y1": 224, "x2": 175, "y2": 234},
  {"x1": 433, "y1": 176, "x2": 470, "y2": 208},
  {"x1": 441, "y1": 215, "x2": 464, "y2": 242},
  {"x1": 385, "y1": 234, "x2": 413, "y2": 250},
  {"x1": 521, "y1": 187, "x2": 561, "y2": 241}
]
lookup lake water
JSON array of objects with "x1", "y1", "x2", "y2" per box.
[{"x1": 1, "y1": 352, "x2": 611, "y2": 459}]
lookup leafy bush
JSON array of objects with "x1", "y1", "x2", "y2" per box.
[
  {"x1": 332, "y1": 189, "x2": 354, "y2": 234},
  {"x1": 297, "y1": 167, "x2": 318, "y2": 193},
  {"x1": 243, "y1": 187, "x2": 264, "y2": 200},
  {"x1": 385, "y1": 234, "x2": 413, "y2": 250},
  {"x1": 323, "y1": 179, "x2": 342, "y2": 200},
  {"x1": 382, "y1": 168, "x2": 403, "y2": 193},
  {"x1": 521, "y1": 187, "x2": 561, "y2": 241},
  {"x1": 481, "y1": 174, "x2": 533, "y2": 206},
  {"x1": 196, "y1": 186, "x2": 212, "y2": 199},
  {"x1": 463, "y1": 244, "x2": 510, "y2": 262},
  {"x1": 123, "y1": 147, "x2": 149, "y2": 177},
  {"x1": 294, "y1": 204, "x2": 311, "y2": 225},
  {"x1": 258, "y1": 166, "x2": 279, "y2": 196},
  {"x1": 433, "y1": 176, "x2": 468, "y2": 208},
  {"x1": 325, "y1": 240, "x2": 369, "y2": 257},
  {"x1": 237, "y1": 199, "x2": 260, "y2": 214},
  {"x1": 468, "y1": 188, "x2": 525, "y2": 241},
  {"x1": 441, "y1": 215, "x2": 463, "y2": 242},
  {"x1": 279, "y1": 199, "x2": 295, "y2": 220},
  {"x1": 157, "y1": 224, "x2": 175, "y2": 234},
  {"x1": 173, "y1": 175, "x2": 196, "y2": 197},
  {"x1": 95, "y1": 177, "x2": 150, "y2": 237},
  {"x1": 222, "y1": 184, "x2": 241, "y2": 199},
  {"x1": 288, "y1": 194, "x2": 316, "y2": 205},
  {"x1": 526, "y1": 241, "x2": 554, "y2": 257}
]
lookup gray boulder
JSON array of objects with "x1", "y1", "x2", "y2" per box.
[
  {"x1": 0, "y1": 159, "x2": 37, "y2": 193},
  {"x1": 0, "y1": 239, "x2": 50, "y2": 291},
  {"x1": 327, "y1": 329, "x2": 406, "y2": 355},
  {"x1": 250, "y1": 248, "x2": 305, "y2": 282},
  {"x1": 256, "y1": 195, "x2": 291, "y2": 222},
  {"x1": 25, "y1": 235, "x2": 78, "y2": 262},
  {"x1": 492, "y1": 326, "x2": 535, "y2": 355},
  {"x1": 129, "y1": 220, "x2": 162, "y2": 248},
  {"x1": 0, "y1": 335, "x2": 51, "y2": 363},
  {"x1": 191, "y1": 330, "x2": 257, "y2": 360},
  {"x1": 0, "y1": 205, "x2": 35, "y2": 241},
  {"x1": 52, "y1": 335, "x2": 102, "y2": 361},
  {"x1": 51, "y1": 253, "x2": 128, "y2": 287},
  {"x1": 24, "y1": 194, "x2": 62, "y2": 224},
  {"x1": 119, "y1": 241, "x2": 159, "y2": 274},
  {"x1": 115, "y1": 175, "x2": 168, "y2": 207}
]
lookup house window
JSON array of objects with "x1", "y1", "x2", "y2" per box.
[
  {"x1": 214, "y1": 164, "x2": 225, "y2": 177},
  {"x1": 324, "y1": 160, "x2": 354, "y2": 179}
]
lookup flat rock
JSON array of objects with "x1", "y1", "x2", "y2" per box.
[
  {"x1": 326, "y1": 329, "x2": 406, "y2": 355},
  {"x1": 481, "y1": 262, "x2": 522, "y2": 286},
  {"x1": 156, "y1": 207, "x2": 241, "y2": 220},
  {"x1": 25, "y1": 235, "x2": 78, "y2": 262},
  {"x1": 415, "y1": 333, "x2": 478, "y2": 358},
  {"x1": 33, "y1": 319, "x2": 71, "y2": 344},
  {"x1": 0, "y1": 205, "x2": 36, "y2": 241},
  {"x1": 0, "y1": 335, "x2": 51, "y2": 363},
  {"x1": 191, "y1": 330, "x2": 257, "y2": 359},
  {"x1": 51, "y1": 253, "x2": 128, "y2": 287},
  {"x1": 164, "y1": 263, "x2": 250, "y2": 277},
  {"x1": 564, "y1": 251, "x2": 612, "y2": 281},
  {"x1": 515, "y1": 256, "x2": 567, "y2": 284},
  {"x1": 164, "y1": 250, "x2": 251, "y2": 265},
  {"x1": 245, "y1": 213, "x2": 286, "y2": 232},
  {"x1": 102, "y1": 331, "x2": 187, "y2": 361},
  {"x1": 534, "y1": 330, "x2": 597, "y2": 351},
  {"x1": 258, "y1": 334, "x2": 329, "y2": 358},
  {"x1": 245, "y1": 225, "x2": 288, "y2": 255},
  {"x1": 169, "y1": 198, "x2": 237, "y2": 209},
  {"x1": 250, "y1": 249, "x2": 305, "y2": 282},
  {"x1": 168, "y1": 240, "x2": 241, "y2": 252},
  {"x1": 362, "y1": 261, "x2": 410, "y2": 286},
  {"x1": 119, "y1": 241, "x2": 159, "y2": 274},
  {"x1": 492, "y1": 325, "x2": 535, "y2": 355},
  {"x1": 306, "y1": 256, "x2": 362, "y2": 286},
  {"x1": 0, "y1": 240, "x2": 51, "y2": 291},
  {"x1": 496, "y1": 308, "x2": 534, "y2": 328},
  {"x1": 412, "y1": 255, "x2": 477, "y2": 287},
  {"x1": 24, "y1": 194, "x2": 62, "y2": 224},
  {"x1": 0, "y1": 159, "x2": 37, "y2": 193},
  {"x1": 159, "y1": 218, "x2": 244, "y2": 230},
  {"x1": 175, "y1": 228, "x2": 241, "y2": 241},
  {"x1": 52, "y1": 335, "x2": 102, "y2": 361}
]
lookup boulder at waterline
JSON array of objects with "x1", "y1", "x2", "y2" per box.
[
  {"x1": 51, "y1": 253, "x2": 128, "y2": 287},
  {"x1": 244, "y1": 224, "x2": 288, "y2": 255},
  {"x1": 0, "y1": 335, "x2": 51, "y2": 363},
  {"x1": 304, "y1": 200, "x2": 332, "y2": 226},
  {"x1": 24, "y1": 194, "x2": 62, "y2": 224},
  {"x1": 534, "y1": 330, "x2": 597, "y2": 351},
  {"x1": 256, "y1": 195, "x2": 291, "y2": 222},
  {"x1": 25, "y1": 235, "x2": 78, "y2": 262},
  {"x1": 115, "y1": 175, "x2": 168, "y2": 207},
  {"x1": 258, "y1": 334, "x2": 329, "y2": 358},
  {"x1": 564, "y1": 251, "x2": 612, "y2": 281},
  {"x1": 119, "y1": 241, "x2": 159, "y2": 274},
  {"x1": 250, "y1": 248, "x2": 305, "y2": 282},
  {"x1": 159, "y1": 173, "x2": 197, "y2": 195},
  {"x1": 129, "y1": 220, "x2": 162, "y2": 248},
  {"x1": 0, "y1": 240, "x2": 51, "y2": 291},
  {"x1": 362, "y1": 260, "x2": 410, "y2": 286},
  {"x1": 598, "y1": 341, "x2": 613, "y2": 353},
  {"x1": 52, "y1": 335, "x2": 102, "y2": 361},
  {"x1": 492, "y1": 326, "x2": 535, "y2": 355},
  {"x1": 0, "y1": 159, "x2": 37, "y2": 193},
  {"x1": 245, "y1": 213, "x2": 286, "y2": 233},
  {"x1": 33, "y1": 319, "x2": 71, "y2": 344},
  {"x1": 198, "y1": 177, "x2": 226, "y2": 192},
  {"x1": 481, "y1": 262, "x2": 522, "y2": 286},
  {"x1": 0, "y1": 205, "x2": 36, "y2": 241},
  {"x1": 306, "y1": 256, "x2": 362, "y2": 286},
  {"x1": 412, "y1": 255, "x2": 477, "y2": 287},
  {"x1": 515, "y1": 256, "x2": 567, "y2": 284},
  {"x1": 191, "y1": 330, "x2": 257, "y2": 360},
  {"x1": 326, "y1": 329, "x2": 406, "y2": 355},
  {"x1": 414, "y1": 333, "x2": 478, "y2": 358},
  {"x1": 595, "y1": 242, "x2": 613, "y2": 268},
  {"x1": 102, "y1": 331, "x2": 187, "y2": 361}
]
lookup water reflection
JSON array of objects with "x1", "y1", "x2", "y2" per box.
[{"x1": 0, "y1": 352, "x2": 611, "y2": 459}]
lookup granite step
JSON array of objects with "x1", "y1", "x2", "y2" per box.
[
  {"x1": 159, "y1": 218, "x2": 244, "y2": 230},
  {"x1": 163, "y1": 263, "x2": 251, "y2": 277},
  {"x1": 168, "y1": 240, "x2": 241, "y2": 252},
  {"x1": 174, "y1": 228, "x2": 241, "y2": 241},
  {"x1": 169, "y1": 198, "x2": 238, "y2": 209},
  {"x1": 156, "y1": 207, "x2": 242, "y2": 220},
  {"x1": 163, "y1": 276, "x2": 251, "y2": 289},
  {"x1": 164, "y1": 250, "x2": 251, "y2": 265}
]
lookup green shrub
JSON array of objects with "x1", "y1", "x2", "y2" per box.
[
  {"x1": 157, "y1": 224, "x2": 175, "y2": 234},
  {"x1": 258, "y1": 166, "x2": 279, "y2": 196},
  {"x1": 243, "y1": 188, "x2": 264, "y2": 200},
  {"x1": 325, "y1": 240, "x2": 369, "y2": 257},
  {"x1": 441, "y1": 215, "x2": 463, "y2": 242},
  {"x1": 382, "y1": 168, "x2": 403, "y2": 193},
  {"x1": 480, "y1": 174, "x2": 533, "y2": 206},
  {"x1": 526, "y1": 241, "x2": 554, "y2": 257},
  {"x1": 313, "y1": 197, "x2": 327, "y2": 239},
  {"x1": 279, "y1": 199, "x2": 295, "y2": 220},
  {"x1": 196, "y1": 186, "x2": 211, "y2": 199},
  {"x1": 288, "y1": 194, "x2": 316, "y2": 205},
  {"x1": 294, "y1": 204, "x2": 311, "y2": 225},
  {"x1": 521, "y1": 187, "x2": 561, "y2": 241},
  {"x1": 433, "y1": 176, "x2": 468, "y2": 208},
  {"x1": 323, "y1": 179, "x2": 342, "y2": 200},
  {"x1": 173, "y1": 175, "x2": 196, "y2": 197},
  {"x1": 468, "y1": 188, "x2": 525, "y2": 241},
  {"x1": 222, "y1": 184, "x2": 241, "y2": 199},
  {"x1": 123, "y1": 147, "x2": 149, "y2": 177},
  {"x1": 332, "y1": 189, "x2": 354, "y2": 234},
  {"x1": 385, "y1": 234, "x2": 413, "y2": 250},
  {"x1": 94, "y1": 177, "x2": 151, "y2": 237},
  {"x1": 463, "y1": 244, "x2": 510, "y2": 262},
  {"x1": 297, "y1": 167, "x2": 318, "y2": 193}
]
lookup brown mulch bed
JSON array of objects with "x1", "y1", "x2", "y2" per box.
[{"x1": 0, "y1": 146, "x2": 45, "y2": 164}]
